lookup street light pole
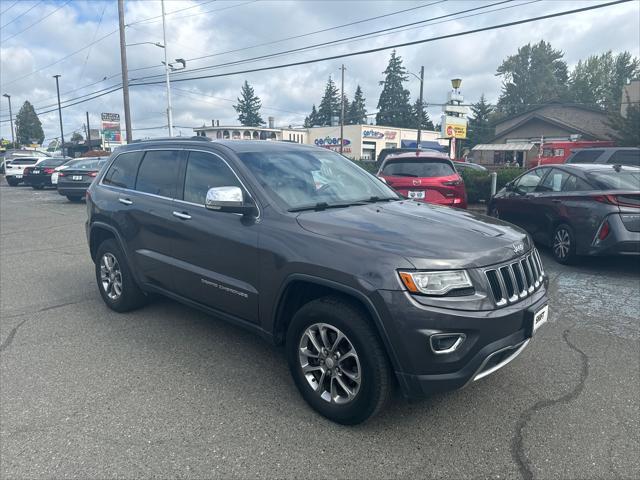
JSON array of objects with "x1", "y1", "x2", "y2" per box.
[
  {"x1": 2, "y1": 94, "x2": 14, "y2": 146},
  {"x1": 118, "y1": 0, "x2": 133, "y2": 143},
  {"x1": 417, "y1": 65, "x2": 424, "y2": 149},
  {"x1": 53, "y1": 75, "x2": 65, "y2": 152},
  {"x1": 339, "y1": 64, "x2": 346, "y2": 155},
  {"x1": 161, "y1": 0, "x2": 174, "y2": 136}
]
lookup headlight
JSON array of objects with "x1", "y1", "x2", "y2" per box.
[{"x1": 398, "y1": 270, "x2": 473, "y2": 296}]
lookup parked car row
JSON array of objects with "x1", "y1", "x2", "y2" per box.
[{"x1": 4, "y1": 155, "x2": 108, "y2": 201}]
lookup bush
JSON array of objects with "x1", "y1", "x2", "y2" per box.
[
  {"x1": 352, "y1": 160, "x2": 378, "y2": 174},
  {"x1": 460, "y1": 168, "x2": 522, "y2": 203}
]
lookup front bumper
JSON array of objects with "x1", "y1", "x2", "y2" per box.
[{"x1": 372, "y1": 283, "x2": 548, "y2": 399}]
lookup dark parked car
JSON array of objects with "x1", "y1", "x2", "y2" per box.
[
  {"x1": 453, "y1": 160, "x2": 488, "y2": 172},
  {"x1": 22, "y1": 157, "x2": 69, "y2": 189},
  {"x1": 565, "y1": 147, "x2": 639, "y2": 167},
  {"x1": 377, "y1": 151, "x2": 468, "y2": 208},
  {"x1": 87, "y1": 138, "x2": 548, "y2": 424},
  {"x1": 58, "y1": 158, "x2": 108, "y2": 201},
  {"x1": 488, "y1": 164, "x2": 640, "y2": 264}
]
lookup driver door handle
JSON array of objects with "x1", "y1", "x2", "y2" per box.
[
  {"x1": 172, "y1": 211, "x2": 192, "y2": 220},
  {"x1": 118, "y1": 198, "x2": 133, "y2": 205}
]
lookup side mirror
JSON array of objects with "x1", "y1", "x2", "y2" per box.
[
  {"x1": 205, "y1": 186, "x2": 257, "y2": 216},
  {"x1": 505, "y1": 181, "x2": 514, "y2": 191}
]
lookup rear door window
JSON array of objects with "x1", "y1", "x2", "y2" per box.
[
  {"x1": 381, "y1": 158, "x2": 454, "y2": 177},
  {"x1": 567, "y1": 150, "x2": 604, "y2": 163},
  {"x1": 182, "y1": 151, "x2": 241, "y2": 204},
  {"x1": 538, "y1": 169, "x2": 570, "y2": 192},
  {"x1": 562, "y1": 174, "x2": 593, "y2": 192},
  {"x1": 103, "y1": 151, "x2": 143, "y2": 189},
  {"x1": 606, "y1": 150, "x2": 640, "y2": 167},
  {"x1": 135, "y1": 150, "x2": 182, "y2": 198}
]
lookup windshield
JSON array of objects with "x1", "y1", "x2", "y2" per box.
[
  {"x1": 238, "y1": 148, "x2": 399, "y2": 210},
  {"x1": 586, "y1": 169, "x2": 640, "y2": 190},
  {"x1": 381, "y1": 158, "x2": 455, "y2": 177},
  {"x1": 10, "y1": 158, "x2": 38, "y2": 165}
]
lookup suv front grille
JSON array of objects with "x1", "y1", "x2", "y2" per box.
[{"x1": 484, "y1": 249, "x2": 545, "y2": 307}]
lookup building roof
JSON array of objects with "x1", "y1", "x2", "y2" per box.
[{"x1": 472, "y1": 143, "x2": 536, "y2": 151}]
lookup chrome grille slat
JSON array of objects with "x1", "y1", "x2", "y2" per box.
[{"x1": 484, "y1": 249, "x2": 545, "y2": 307}]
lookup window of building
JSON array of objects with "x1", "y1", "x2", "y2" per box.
[
  {"x1": 270, "y1": 132, "x2": 277, "y2": 140},
  {"x1": 135, "y1": 151, "x2": 181, "y2": 198},
  {"x1": 216, "y1": 131, "x2": 222, "y2": 139},
  {"x1": 102, "y1": 151, "x2": 144, "y2": 189},
  {"x1": 182, "y1": 152, "x2": 241, "y2": 204},
  {"x1": 223, "y1": 130, "x2": 230, "y2": 139},
  {"x1": 232, "y1": 130, "x2": 241, "y2": 139},
  {"x1": 243, "y1": 130, "x2": 251, "y2": 139},
  {"x1": 252, "y1": 131, "x2": 259, "y2": 139}
]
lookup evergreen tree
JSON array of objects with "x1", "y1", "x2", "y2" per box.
[
  {"x1": 15, "y1": 100, "x2": 44, "y2": 145},
  {"x1": 303, "y1": 104, "x2": 319, "y2": 128},
  {"x1": 570, "y1": 51, "x2": 639, "y2": 111},
  {"x1": 467, "y1": 94, "x2": 495, "y2": 147},
  {"x1": 376, "y1": 50, "x2": 413, "y2": 127},
  {"x1": 347, "y1": 85, "x2": 367, "y2": 124},
  {"x1": 317, "y1": 77, "x2": 340, "y2": 126},
  {"x1": 411, "y1": 98, "x2": 434, "y2": 131},
  {"x1": 71, "y1": 132, "x2": 84, "y2": 142},
  {"x1": 607, "y1": 98, "x2": 640, "y2": 146},
  {"x1": 233, "y1": 81, "x2": 265, "y2": 126},
  {"x1": 496, "y1": 41, "x2": 568, "y2": 115}
]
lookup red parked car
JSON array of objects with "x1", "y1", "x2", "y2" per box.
[{"x1": 377, "y1": 151, "x2": 467, "y2": 208}]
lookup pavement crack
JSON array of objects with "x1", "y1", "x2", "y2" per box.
[
  {"x1": 0, "y1": 318, "x2": 29, "y2": 353},
  {"x1": 510, "y1": 329, "x2": 589, "y2": 480}
]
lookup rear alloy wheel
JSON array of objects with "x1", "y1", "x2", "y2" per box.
[
  {"x1": 95, "y1": 239, "x2": 147, "y2": 312},
  {"x1": 287, "y1": 296, "x2": 392, "y2": 424},
  {"x1": 552, "y1": 223, "x2": 576, "y2": 264}
]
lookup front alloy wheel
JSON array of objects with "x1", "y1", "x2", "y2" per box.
[{"x1": 298, "y1": 323, "x2": 361, "y2": 404}]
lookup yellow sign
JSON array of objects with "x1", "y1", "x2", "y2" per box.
[{"x1": 441, "y1": 116, "x2": 467, "y2": 139}]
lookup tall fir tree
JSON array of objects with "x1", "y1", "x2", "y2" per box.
[
  {"x1": 347, "y1": 85, "x2": 367, "y2": 124},
  {"x1": 15, "y1": 100, "x2": 44, "y2": 145},
  {"x1": 376, "y1": 50, "x2": 413, "y2": 127},
  {"x1": 411, "y1": 99, "x2": 434, "y2": 131},
  {"x1": 496, "y1": 41, "x2": 568, "y2": 115},
  {"x1": 607, "y1": 97, "x2": 640, "y2": 146},
  {"x1": 317, "y1": 77, "x2": 340, "y2": 126},
  {"x1": 233, "y1": 81, "x2": 265, "y2": 126},
  {"x1": 467, "y1": 94, "x2": 495, "y2": 147},
  {"x1": 304, "y1": 104, "x2": 319, "y2": 128}
]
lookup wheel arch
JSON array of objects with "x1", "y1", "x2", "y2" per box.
[
  {"x1": 271, "y1": 274, "x2": 401, "y2": 373},
  {"x1": 89, "y1": 222, "x2": 127, "y2": 263}
]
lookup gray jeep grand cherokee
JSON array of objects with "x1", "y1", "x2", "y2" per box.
[{"x1": 86, "y1": 138, "x2": 549, "y2": 424}]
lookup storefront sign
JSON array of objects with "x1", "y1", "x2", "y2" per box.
[
  {"x1": 441, "y1": 115, "x2": 467, "y2": 139},
  {"x1": 362, "y1": 129, "x2": 384, "y2": 139},
  {"x1": 101, "y1": 113, "x2": 122, "y2": 143},
  {"x1": 314, "y1": 136, "x2": 350, "y2": 147},
  {"x1": 384, "y1": 131, "x2": 397, "y2": 140}
]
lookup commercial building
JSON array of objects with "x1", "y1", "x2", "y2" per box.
[{"x1": 194, "y1": 121, "x2": 446, "y2": 162}]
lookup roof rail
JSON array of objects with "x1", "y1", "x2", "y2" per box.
[{"x1": 131, "y1": 136, "x2": 211, "y2": 143}]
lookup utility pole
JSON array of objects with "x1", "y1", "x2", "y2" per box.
[
  {"x1": 53, "y1": 75, "x2": 65, "y2": 153},
  {"x1": 86, "y1": 111, "x2": 92, "y2": 151},
  {"x1": 2, "y1": 94, "x2": 14, "y2": 146},
  {"x1": 161, "y1": 0, "x2": 174, "y2": 136},
  {"x1": 417, "y1": 65, "x2": 424, "y2": 149},
  {"x1": 118, "y1": 0, "x2": 132, "y2": 143},
  {"x1": 339, "y1": 64, "x2": 346, "y2": 155}
]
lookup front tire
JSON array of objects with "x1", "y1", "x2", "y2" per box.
[
  {"x1": 552, "y1": 223, "x2": 576, "y2": 264},
  {"x1": 95, "y1": 239, "x2": 147, "y2": 312},
  {"x1": 286, "y1": 296, "x2": 393, "y2": 425},
  {"x1": 6, "y1": 177, "x2": 19, "y2": 186}
]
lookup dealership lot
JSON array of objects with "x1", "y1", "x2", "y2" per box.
[{"x1": 1, "y1": 183, "x2": 638, "y2": 479}]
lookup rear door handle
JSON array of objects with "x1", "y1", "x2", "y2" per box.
[
  {"x1": 172, "y1": 211, "x2": 192, "y2": 220},
  {"x1": 552, "y1": 199, "x2": 562, "y2": 203},
  {"x1": 118, "y1": 198, "x2": 133, "y2": 205}
]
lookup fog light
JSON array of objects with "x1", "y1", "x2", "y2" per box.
[{"x1": 430, "y1": 333, "x2": 466, "y2": 354}]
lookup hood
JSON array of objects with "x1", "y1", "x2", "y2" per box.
[{"x1": 296, "y1": 200, "x2": 531, "y2": 269}]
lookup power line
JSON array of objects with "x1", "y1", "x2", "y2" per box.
[
  {"x1": 0, "y1": 1, "x2": 19, "y2": 16},
  {"x1": 126, "y1": 0, "x2": 218, "y2": 26},
  {"x1": 130, "y1": 0, "x2": 631, "y2": 87},
  {"x1": 76, "y1": 2, "x2": 109, "y2": 86},
  {"x1": 2, "y1": 1, "x2": 71, "y2": 41},
  {"x1": 0, "y1": 0, "x2": 42, "y2": 29},
  {"x1": 128, "y1": 0, "x2": 257, "y2": 26}
]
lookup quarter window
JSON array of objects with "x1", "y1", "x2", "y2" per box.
[
  {"x1": 182, "y1": 152, "x2": 242, "y2": 204},
  {"x1": 135, "y1": 151, "x2": 181, "y2": 198},
  {"x1": 607, "y1": 150, "x2": 640, "y2": 166},
  {"x1": 103, "y1": 151, "x2": 143, "y2": 189}
]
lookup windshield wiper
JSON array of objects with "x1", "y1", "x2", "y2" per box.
[
  {"x1": 288, "y1": 202, "x2": 366, "y2": 212},
  {"x1": 363, "y1": 196, "x2": 399, "y2": 203}
]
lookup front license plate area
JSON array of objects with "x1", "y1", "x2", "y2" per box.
[
  {"x1": 408, "y1": 190, "x2": 425, "y2": 199},
  {"x1": 526, "y1": 304, "x2": 549, "y2": 337}
]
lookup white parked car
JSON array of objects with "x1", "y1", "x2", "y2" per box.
[{"x1": 4, "y1": 157, "x2": 43, "y2": 186}]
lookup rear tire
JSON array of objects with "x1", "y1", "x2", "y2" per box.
[
  {"x1": 6, "y1": 177, "x2": 18, "y2": 186},
  {"x1": 286, "y1": 295, "x2": 393, "y2": 425},
  {"x1": 66, "y1": 195, "x2": 82, "y2": 202},
  {"x1": 95, "y1": 239, "x2": 147, "y2": 312},
  {"x1": 552, "y1": 223, "x2": 576, "y2": 264}
]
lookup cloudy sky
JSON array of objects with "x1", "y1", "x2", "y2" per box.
[{"x1": 1, "y1": 0, "x2": 639, "y2": 144}]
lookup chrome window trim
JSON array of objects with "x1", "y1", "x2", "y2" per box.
[{"x1": 99, "y1": 147, "x2": 261, "y2": 219}]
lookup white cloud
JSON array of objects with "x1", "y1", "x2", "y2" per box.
[{"x1": 1, "y1": 0, "x2": 638, "y2": 142}]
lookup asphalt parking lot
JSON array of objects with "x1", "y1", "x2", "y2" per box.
[{"x1": 1, "y1": 181, "x2": 639, "y2": 479}]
